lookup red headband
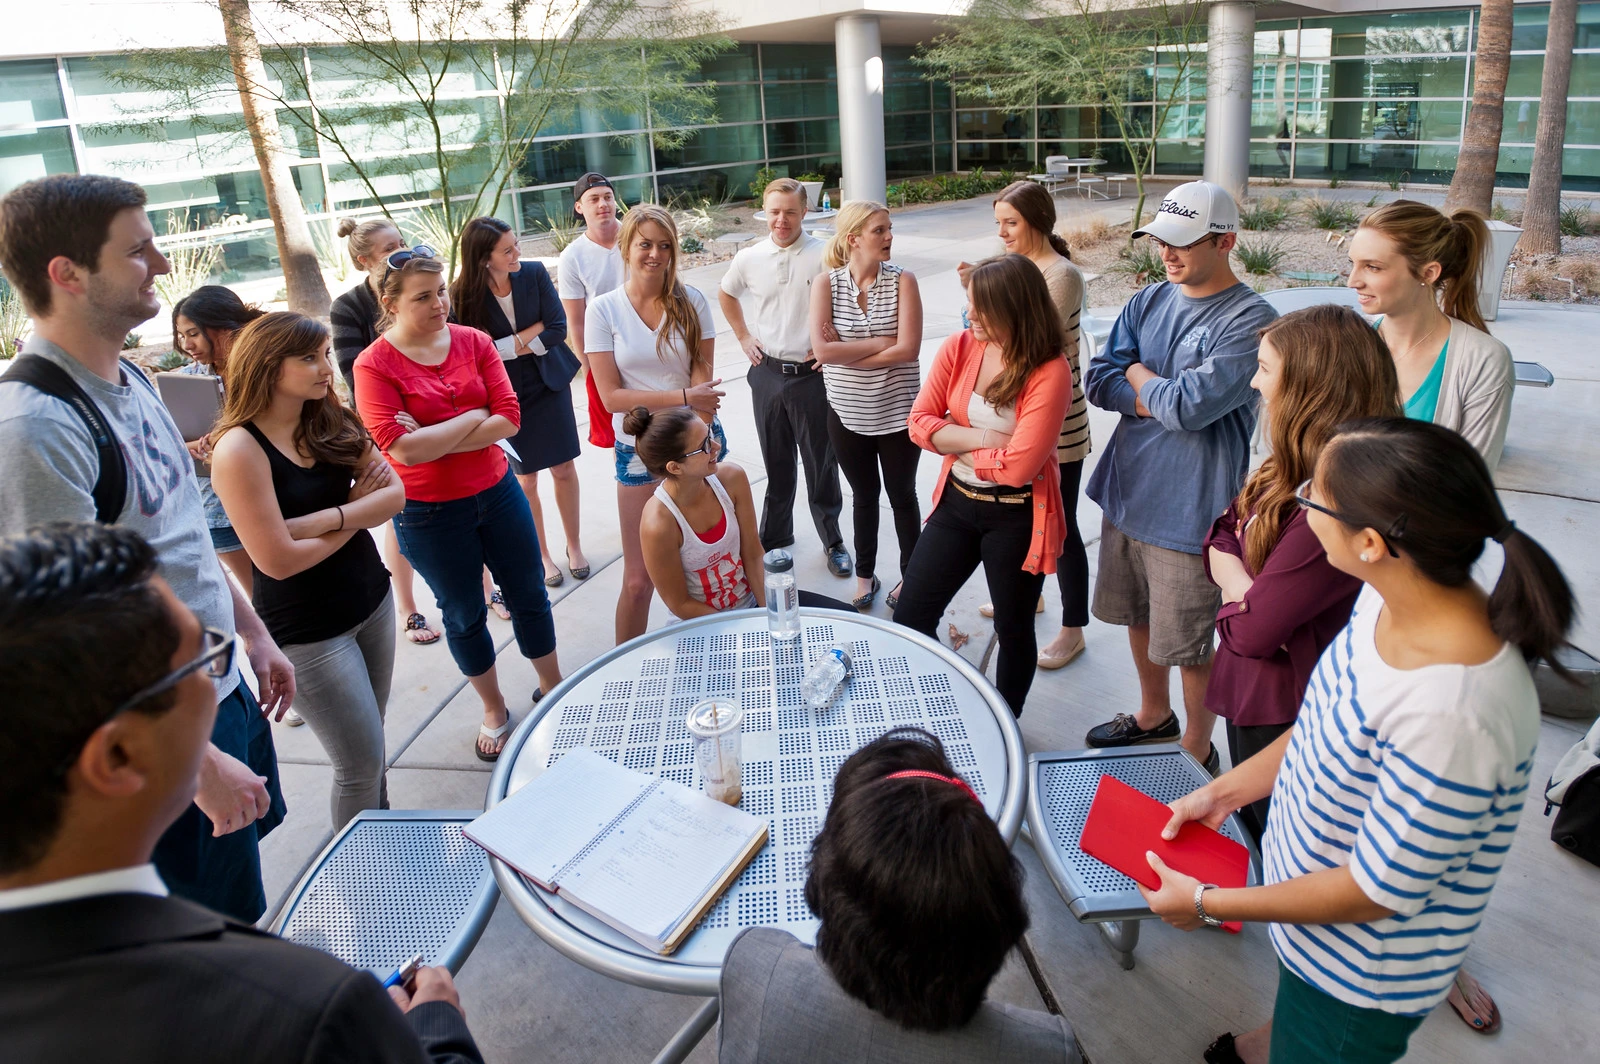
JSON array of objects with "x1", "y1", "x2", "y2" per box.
[{"x1": 884, "y1": 770, "x2": 981, "y2": 806}]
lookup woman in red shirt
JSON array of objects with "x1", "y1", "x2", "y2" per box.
[
  {"x1": 1203, "y1": 304, "x2": 1401, "y2": 839},
  {"x1": 894, "y1": 254, "x2": 1070, "y2": 716},
  {"x1": 354, "y1": 248, "x2": 563, "y2": 761}
]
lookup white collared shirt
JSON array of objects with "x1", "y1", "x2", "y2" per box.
[
  {"x1": 0, "y1": 863, "x2": 168, "y2": 912},
  {"x1": 718, "y1": 233, "x2": 824, "y2": 361}
]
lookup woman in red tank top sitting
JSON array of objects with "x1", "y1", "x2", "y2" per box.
[{"x1": 630, "y1": 406, "x2": 854, "y2": 621}]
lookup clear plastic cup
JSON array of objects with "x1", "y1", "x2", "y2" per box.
[{"x1": 686, "y1": 698, "x2": 744, "y2": 805}]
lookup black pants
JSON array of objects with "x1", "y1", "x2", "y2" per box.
[
  {"x1": 797, "y1": 590, "x2": 860, "y2": 612},
  {"x1": 749, "y1": 361, "x2": 843, "y2": 552},
  {"x1": 1056, "y1": 459, "x2": 1090, "y2": 628},
  {"x1": 1225, "y1": 719, "x2": 1294, "y2": 846},
  {"x1": 893, "y1": 487, "x2": 1047, "y2": 716},
  {"x1": 826, "y1": 410, "x2": 921, "y2": 581}
]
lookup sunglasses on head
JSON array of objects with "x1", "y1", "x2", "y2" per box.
[
  {"x1": 1294, "y1": 479, "x2": 1403, "y2": 558},
  {"x1": 382, "y1": 244, "x2": 437, "y2": 285}
]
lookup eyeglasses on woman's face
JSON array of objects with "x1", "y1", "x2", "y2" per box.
[{"x1": 1294, "y1": 479, "x2": 1401, "y2": 558}]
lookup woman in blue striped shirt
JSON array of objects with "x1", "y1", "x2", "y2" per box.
[{"x1": 1140, "y1": 418, "x2": 1573, "y2": 1064}]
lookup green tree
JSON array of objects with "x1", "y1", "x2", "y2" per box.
[
  {"x1": 917, "y1": 0, "x2": 1207, "y2": 230},
  {"x1": 1446, "y1": 0, "x2": 1513, "y2": 214}
]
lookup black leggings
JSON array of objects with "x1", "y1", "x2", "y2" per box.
[
  {"x1": 893, "y1": 487, "x2": 1046, "y2": 716},
  {"x1": 1225, "y1": 719, "x2": 1294, "y2": 846},
  {"x1": 826, "y1": 411, "x2": 921, "y2": 582},
  {"x1": 1056, "y1": 459, "x2": 1090, "y2": 628}
]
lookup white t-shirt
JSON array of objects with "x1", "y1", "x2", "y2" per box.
[
  {"x1": 557, "y1": 230, "x2": 624, "y2": 305},
  {"x1": 718, "y1": 234, "x2": 824, "y2": 362},
  {"x1": 1263, "y1": 585, "x2": 1539, "y2": 1015},
  {"x1": 585, "y1": 285, "x2": 716, "y2": 445},
  {"x1": 952, "y1": 392, "x2": 1016, "y2": 487}
]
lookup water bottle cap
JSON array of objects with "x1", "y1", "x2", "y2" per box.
[{"x1": 763, "y1": 549, "x2": 793, "y2": 573}]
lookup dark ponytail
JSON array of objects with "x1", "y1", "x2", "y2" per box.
[
  {"x1": 992, "y1": 180, "x2": 1071, "y2": 260},
  {"x1": 622, "y1": 404, "x2": 699, "y2": 479},
  {"x1": 1319, "y1": 418, "x2": 1574, "y2": 670}
]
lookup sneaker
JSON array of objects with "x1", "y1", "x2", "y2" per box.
[
  {"x1": 284, "y1": 710, "x2": 306, "y2": 727},
  {"x1": 1085, "y1": 711, "x2": 1179, "y2": 748}
]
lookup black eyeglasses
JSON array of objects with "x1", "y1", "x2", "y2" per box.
[
  {"x1": 1150, "y1": 233, "x2": 1219, "y2": 254},
  {"x1": 681, "y1": 431, "x2": 715, "y2": 460},
  {"x1": 1294, "y1": 479, "x2": 1402, "y2": 558},
  {"x1": 111, "y1": 627, "x2": 236, "y2": 718},
  {"x1": 382, "y1": 244, "x2": 437, "y2": 285}
]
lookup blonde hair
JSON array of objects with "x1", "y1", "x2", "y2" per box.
[
  {"x1": 763, "y1": 177, "x2": 809, "y2": 211},
  {"x1": 338, "y1": 216, "x2": 401, "y2": 271},
  {"x1": 1358, "y1": 200, "x2": 1489, "y2": 332},
  {"x1": 618, "y1": 204, "x2": 706, "y2": 372},
  {"x1": 823, "y1": 201, "x2": 889, "y2": 269}
]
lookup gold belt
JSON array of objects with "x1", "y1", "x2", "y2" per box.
[{"x1": 948, "y1": 477, "x2": 1031, "y2": 504}]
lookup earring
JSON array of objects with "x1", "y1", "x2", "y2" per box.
[{"x1": 1360, "y1": 552, "x2": 1373, "y2": 563}]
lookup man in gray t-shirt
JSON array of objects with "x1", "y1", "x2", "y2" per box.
[{"x1": 0, "y1": 174, "x2": 294, "y2": 922}]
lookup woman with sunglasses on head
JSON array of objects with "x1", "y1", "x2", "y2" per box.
[
  {"x1": 585, "y1": 204, "x2": 725, "y2": 645},
  {"x1": 209, "y1": 313, "x2": 402, "y2": 828},
  {"x1": 893, "y1": 255, "x2": 1070, "y2": 717},
  {"x1": 1349, "y1": 200, "x2": 1515, "y2": 470},
  {"x1": 451, "y1": 216, "x2": 590, "y2": 591},
  {"x1": 329, "y1": 216, "x2": 442, "y2": 648},
  {"x1": 354, "y1": 246, "x2": 563, "y2": 762},
  {"x1": 628, "y1": 405, "x2": 856, "y2": 622},
  {"x1": 809, "y1": 200, "x2": 924, "y2": 611},
  {"x1": 1140, "y1": 418, "x2": 1573, "y2": 1064}
]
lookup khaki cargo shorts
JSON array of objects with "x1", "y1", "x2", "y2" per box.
[{"x1": 1091, "y1": 517, "x2": 1218, "y2": 667}]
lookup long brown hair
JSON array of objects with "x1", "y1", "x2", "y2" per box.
[
  {"x1": 209, "y1": 312, "x2": 369, "y2": 468},
  {"x1": 1234, "y1": 305, "x2": 1401, "y2": 573},
  {"x1": 375, "y1": 252, "x2": 446, "y2": 332},
  {"x1": 965, "y1": 254, "x2": 1065, "y2": 411},
  {"x1": 993, "y1": 180, "x2": 1072, "y2": 259},
  {"x1": 1359, "y1": 199, "x2": 1489, "y2": 331},
  {"x1": 450, "y1": 216, "x2": 513, "y2": 335},
  {"x1": 617, "y1": 204, "x2": 705, "y2": 372}
]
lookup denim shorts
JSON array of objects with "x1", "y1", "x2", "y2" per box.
[
  {"x1": 209, "y1": 524, "x2": 243, "y2": 553},
  {"x1": 614, "y1": 416, "x2": 728, "y2": 485}
]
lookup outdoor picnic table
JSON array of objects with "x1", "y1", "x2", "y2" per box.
[{"x1": 485, "y1": 608, "x2": 1026, "y2": 996}]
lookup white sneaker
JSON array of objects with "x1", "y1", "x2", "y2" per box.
[{"x1": 284, "y1": 710, "x2": 306, "y2": 727}]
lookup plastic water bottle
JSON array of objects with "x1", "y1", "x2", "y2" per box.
[
  {"x1": 801, "y1": 642, "x2": 852, "y2": 709},
  {"x1": 821, "y1": 191, "x2": 831, "y2": 212},
  {"x1": 764, "y1": 549, "x2": 801, "y2": 641}
]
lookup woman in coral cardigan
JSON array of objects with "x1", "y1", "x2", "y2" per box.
[{"x1": 893, "y1": 254, "x2": 1070, "y2": 716}]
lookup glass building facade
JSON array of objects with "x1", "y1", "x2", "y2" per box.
[{"x1": 2, "y1": 7, "x2": 1595, "y2": 283}]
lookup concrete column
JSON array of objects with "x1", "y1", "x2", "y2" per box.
[
  {"x1": 1203, "y1": 1, "x2": 1255, "y2": 203},
  {"x1": 835, "y1": 14, "x2": 886, "y2": 205}
]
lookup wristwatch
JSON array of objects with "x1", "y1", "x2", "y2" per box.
[{"x1": 1194, "y1": 883, "x2": 1224, "y2": 929}]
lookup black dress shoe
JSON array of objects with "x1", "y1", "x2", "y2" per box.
[
  {"x1": 1085, "y1": 711, "x2": 1180, "y2": 748},
  {"x1": 1204, "y1": 1033, "x2": 1246, "y2": 1064},
  {"x1": 826, "y1": 547, "x2": 853, "y2": 577}
]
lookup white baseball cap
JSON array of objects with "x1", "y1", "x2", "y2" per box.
[{"x1": 1133, "y1": 181, "x2": 1240, "y2": 246}]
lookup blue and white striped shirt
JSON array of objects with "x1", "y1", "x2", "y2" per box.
[{"x1": 1262, "y1": 586, "x2": 1538, "y2": 1015}]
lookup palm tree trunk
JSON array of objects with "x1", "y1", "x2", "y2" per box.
[
  {"x1": 1446, "y1": 0, "x2": 1513, "y2": 215},
  {"x1": 1518, "y1": 0, "x2": 1577, "y2": 255},
  {"x1": 219, "y1": 0, "x2": 330, "y2": 317}
]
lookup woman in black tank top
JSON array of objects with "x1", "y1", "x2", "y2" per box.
[{"x1": 210, "y1": 313, "x2": 404, "y2": 829}]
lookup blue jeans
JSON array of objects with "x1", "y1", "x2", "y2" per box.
[{"x1": 394, "y1": 470, "x2": 557, "y2": 677}]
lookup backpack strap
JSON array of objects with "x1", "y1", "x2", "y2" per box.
[{"x1": 0, "y1": 354, "x2": 128, "y2": 524}]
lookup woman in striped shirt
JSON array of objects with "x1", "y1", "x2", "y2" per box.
[
  {"x1": 808, "y1": 201, "x2": 924, "y2": 610},
  {"x1": 1140, "y1": 418, "x2": 1573, "y2": 1064}
]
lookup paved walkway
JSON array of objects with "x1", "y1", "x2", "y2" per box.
[{"x1": 258, "y1": 189, "x2": 1600, "y2": 1063}]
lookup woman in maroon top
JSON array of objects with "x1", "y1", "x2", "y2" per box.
[
  {"x1": 355, "y1": 248, "x2": 563, "y2": 761},
  {"x1": 1203, "y1": 305, "x2": 1401, "y2": 841}
]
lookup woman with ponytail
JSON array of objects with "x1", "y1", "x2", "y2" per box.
[
  {"x1": 1142, "y1": 417, "x2": 1573, "y2": 1064},
  {"x1": 1349, "y1": 200, "x2": 1515, "y2": 469}
]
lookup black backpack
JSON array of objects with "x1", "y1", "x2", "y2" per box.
[
  {"x1": 1545, "y1": 715, "x2": 1600, "y2": 868},
  {"x1": 0, "y1": 354, "x2": 134, "y2": 524}
]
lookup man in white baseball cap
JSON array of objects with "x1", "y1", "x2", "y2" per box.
[{"x1": 1080, "y1": 181, "x2": 1276, "y2": 774}]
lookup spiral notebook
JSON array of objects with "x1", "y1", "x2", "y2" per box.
[{"x1": 464, "y1": 748, "x2": 768, "y2": 954}]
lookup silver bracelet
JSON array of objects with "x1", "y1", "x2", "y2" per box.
[{"x1": 1193, "y1": 882, "x2": 1223, "y2": 928}]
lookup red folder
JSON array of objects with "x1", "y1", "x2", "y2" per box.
[{"x1": 1079, "y1": 774, "x2": 1250, "y2": 933}]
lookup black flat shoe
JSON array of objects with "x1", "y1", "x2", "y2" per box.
[
  {"x1": 1201, "y1": 742, "x2": 1221, "y2": 778},
  {"x1": 1085, "y1": 711, "x2": 1180, "y2": 748},
  {"x1": 566, "y1": 550, "x2": 590, "y2": 580},
  {"x1": 1204, "y1": 1033, "x2": 1246, "y2": 1064},
  {"x1": 851, "y1": 575, "x2": 880, "y2": 610},
  {"x1": 826, "y1": 547, "x2": 853, "y2": 578}
]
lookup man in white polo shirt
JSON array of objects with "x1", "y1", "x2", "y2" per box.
[{"x1": 718, "y1": 178, "x2": 849, "y2": 577}]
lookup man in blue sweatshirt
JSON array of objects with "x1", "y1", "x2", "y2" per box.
[{"x1": 1083, "y1": 182, "x2": 1276, "y2": 774}]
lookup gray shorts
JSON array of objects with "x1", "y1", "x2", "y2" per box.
[{"x1": 1092, "y1": 517, "x2": 1218, "y2": 667}]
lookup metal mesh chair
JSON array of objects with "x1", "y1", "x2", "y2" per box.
[{"x1": 269, "y1": 809, "x2": 499, "y2": 977}]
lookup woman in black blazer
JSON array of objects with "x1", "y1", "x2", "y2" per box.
[{"x1": 452, "y1": 217, "x2": 589, "y2": 588}]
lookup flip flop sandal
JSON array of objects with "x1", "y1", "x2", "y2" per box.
[
  {"x1": 403, "y1": 612, "x2": 441, "y2": 645},
  {"x1": 567, "y1": 550, "x2": 591, "y2": 580},
  {"x1": 1447, "y1": 973, "x2": 1501, "y2": 1034},
  {"x1": 488, "y1": 590, "x2": 511, "y2": 620},
  {"x1": 476, "y1": 711, "x2": 513, "y2": 762}
]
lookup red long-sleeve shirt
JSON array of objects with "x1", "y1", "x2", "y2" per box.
[{"x1": 353, "y1": 324, "x2": 520, "y2": 503}]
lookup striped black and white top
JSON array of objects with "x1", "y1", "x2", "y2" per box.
[
  {"x1": 821, "y1": 262, "x2": 919, "y2": 436},
  {"x1": 1041, "y1": 257, "x2": 1091, "y2": 464},
  {"x1": 1261, "y1": 586, "x2": 1538, "y2": 1016}
]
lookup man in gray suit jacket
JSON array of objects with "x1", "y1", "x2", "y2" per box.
[{"x1": 0, "y1": 522, "x2": 483, "y2": 1064}]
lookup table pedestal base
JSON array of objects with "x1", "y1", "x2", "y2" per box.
[{"x1": 1097, "y1": 919, "x2": 1141, "y2": 970}]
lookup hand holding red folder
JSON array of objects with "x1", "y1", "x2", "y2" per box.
[{"x1": 1079, "y1": 775, "x2": 1250, "y2": 933}]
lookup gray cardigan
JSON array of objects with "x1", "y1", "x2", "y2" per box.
[
  {"x1": 717, "y1": 928, "x2": 1084, "y2": 1064},
  {"x1": 1436, "y1": 317, "x2": 1515, "y2": 472}
]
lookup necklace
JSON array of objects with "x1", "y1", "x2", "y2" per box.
[{"x1": 1385, "y1": 315, "x2": 1447, "y2": 368}]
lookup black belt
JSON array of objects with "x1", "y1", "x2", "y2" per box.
[
  {"x1": 762, "y1": 354, "x2": 817, "y2": 376},
  {"x1": 948, "y1": 476, "x2": 1031, "y2": 504}
]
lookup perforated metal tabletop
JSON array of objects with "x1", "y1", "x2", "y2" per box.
[{"x1": 487, "y1": 609, "x2": 1026, "y2": 995}]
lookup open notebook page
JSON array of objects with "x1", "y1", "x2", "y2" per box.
[
  {"x1": 464, "y1": 748, "x2": 654, "y2": 889},
  {"x1": 558, "y1": 778, "x2": 766, "y2": 949}
]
